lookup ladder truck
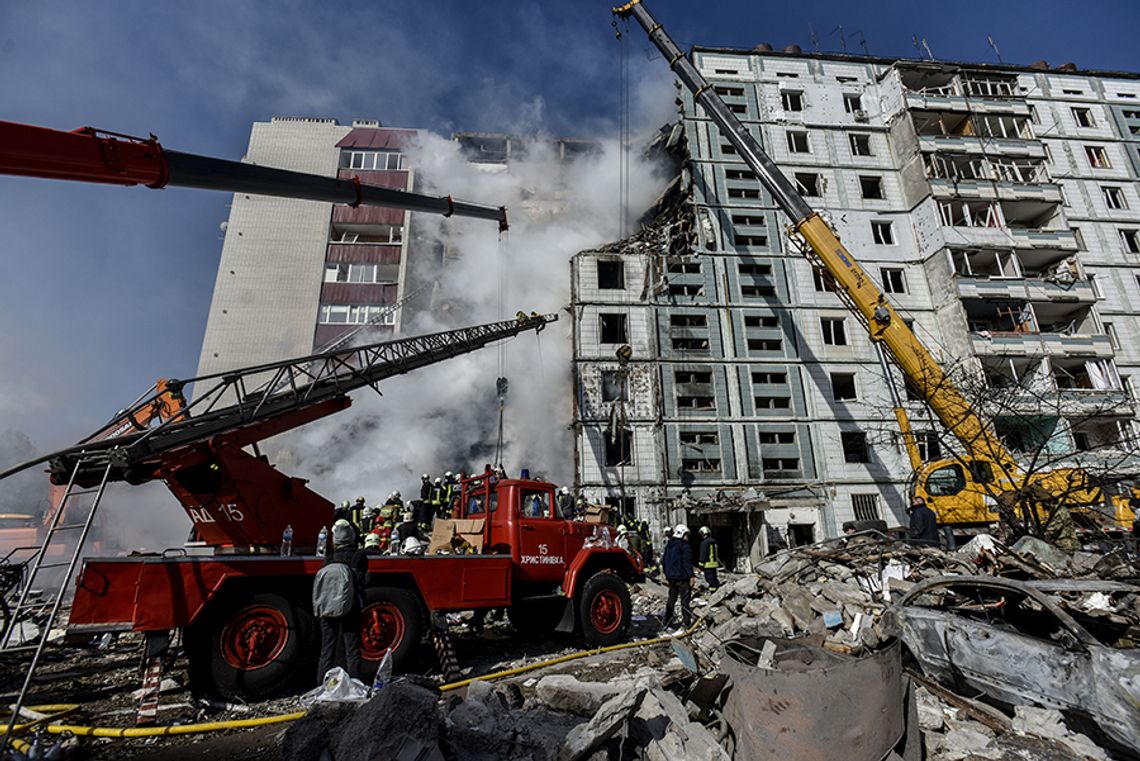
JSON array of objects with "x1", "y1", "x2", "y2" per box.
[
  {"x1": 0, "y1": 313, "x2": 641, "y2": 706},
  {"x1": 613, "y1": 0, "x2": 1135, "y2": 535}
]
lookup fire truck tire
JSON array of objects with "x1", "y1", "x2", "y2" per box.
[
  {"x1": 358, "y1": 587, "x2": 423, "y2": 680},
  {"x1": 577, "y1": 572, "x2": 631, "y2": 646},
  {"x1": 186, "y1": 591, "x2": 313, "y2": 700}
]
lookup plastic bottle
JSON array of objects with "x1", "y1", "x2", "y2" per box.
[
  {"x1": 372, "y1": 648, "x2": 393, "y2": 693},
  {"x1": 281, "y1": 524, "x2": 294, "y2": 556},
  {"x1": 316, "y1": 525, "x2": 328, "y2": 557}
]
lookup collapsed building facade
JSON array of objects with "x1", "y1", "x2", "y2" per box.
[{"x1": 572, "y1": 48, "x2": 1140, "y2": 570}]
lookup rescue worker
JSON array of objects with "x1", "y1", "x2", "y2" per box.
[
  {"x1": 626, "y1": 522, "x2": 647, "y2": 562},
  {"x1": 420, "y1": 473, "x2": 432, "y2": 502},
  {"x1": 698, "y1": 526, "x2": 720, "y2": 591},
  {"x1": 906, "y1": 497, "x2": 940, "y2": 546},
  {"x1": 385, "y1": 490, "x2": 404, "y2": 510},
  {"x1": 556, "y1": 486, "x2": 575, "y2": 519},
  {"x1": 348, "y1": 497, "x2": 367, "y2": 538},
  {"x1": 429, "y1": 477, "x2": 445, "y2": 519},
  {"x1": 395, "y1": 509, "x2": 420, "y2": 546},
  {"x1": 334, "y1": 499, "x2": 352, "y2": 525},
  {"x1": 661, "y1": 524, "x2": 694, "y2": 636},
  {"x1": 639, "y1": 521, "x2": 656, "y2": 573},
  {"x1": 413, "y1": 497, "x2": 434, "y2": 535},
  {"x1": 317, "y1": 519, "x2": 368, "y2": 680},
  {"x1": 441, "y1": 473, "x2": 456, "y2": 517},
  {"x1": 363, "y1": 532, "x2": 383, "y2": 555},
  {"x1": 574, "y1": 496, "x2": 588, "y2": 521},
  {"x1": 616, "y1": 524, "x2": 634, "y2": 552}
]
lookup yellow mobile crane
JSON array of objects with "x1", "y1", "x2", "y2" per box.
[{"x1": 614, "y1": 1, "x2": 1135, "y2": 534}]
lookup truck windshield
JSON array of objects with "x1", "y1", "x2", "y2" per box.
[{"x1": 520, "y1": 490, "x2": 551, "y2": 519}]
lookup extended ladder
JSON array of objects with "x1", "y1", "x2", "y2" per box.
[{"x1": 2, "y1": 456, "x2": 112, "y2": 740}]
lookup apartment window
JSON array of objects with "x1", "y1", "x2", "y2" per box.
[
  {"x1": 831, "y1": 372, "x2": 857, "y2": 401},
  {"x1": 735, "y1": 234, "x2": 769, "y2": 247},
  {"x1": 1072, "y1": 226, "x2": 1086, "y2": 251},
  {"x1": 680, "y1": 431, "x2": 719, "y2": 446},
  {"x1": 751, "y1": 371, "x2": 787, "y2": 385},
  {"x1": 1105, "y1": 322, "x2": 1120, "y2": 350},
  {"x1": 1043, "y1": 144, "x2": 1053, "y2": 164},
  {"x1": 881, "y1": 267, "x2": 906, "y2": 294},
  {"x1": 851, "y1": 494, "x2": 880, "y2": 521},
  {"x1": 1086, "y1": 145, "x2": 1111, "y2": 169},
  {"x1": 747, "y1": 338, "x2": 783, "y2": 352},
  {"x1": 738, "y1": 263, "x2": 773, "y2": 277},
  {"x1": 1062, "y1": 88, "x2": 1082, "y2": 95},
  {"x1": 673, "y1": 337, "x2": 710, "y2": 352},
  {"x1": 318, "y1": 304, "x2": 396, "y2": 325},
  {"x1": 850, "y1": 133, "x2": 872, "y2": 156},
  {"x1": 1122, "y1": 229, "x2": 1140, "y2": 254},
  {"x1": 682, "y1": 458, "x2": 721, "y2": 473},
  {"x1": 763, "y1": 458, "x2": 799, "y2": 472},
  {"x1": 859, "y1": 175, "x2": 884, "y2": 200},
  {"x1": 669, "y1": 283, "x2": 704, "y2": 297},
  {"x1": 324, "y1": 263, "x2": 389, "y2": 283},
  {"x1": 755, "y1": 396, "x2": 791, "y2": 409},
  {"x1": 726, "y1": 169, "x2": 757, "y2": 180},
  {"x1": 1072, "y1": 107, "x2": 1095, "y2": 128},
  {"x1": 340, "y1": 150, "x2": 405, "y2": 171},
  {"x1": 333, "y1": 225, "x2": 402, "y2": 244},
  {"x1": 871, "y1": 221, "x2": 894, "y2": 245},
  {"x1": 843, "y1": 93, "x2": 862, "y2": 113},
  {"x1": 678, "y1": 395, "x2": 716, "y2": 410},
  {"x1": 671, "y1": 314, "x2": 707, "y2": 328},
  {"x1": 781, "y1": 91, "x2": 804, "y2": 112},
  {"x1": 821, "y1": 317, "x2": 848, "y2": 346},
  {"x1": 744, "y1": 314, "x2": 779, "y2": 328},
  {"x1": 599, "y1": 313, "x2": 628, "y2": 343},
  {"x1": 1104, "y1": 186, "x2": 1128, "y2": 210},
  {"x1": 600, "y1": 370, "x2": 626, "y2": 402},
  {"x1": 794, "y1": 172, "x2": 821, "y2": 196},
  {"x1": 675, "y1": 370, "x2": 712, "y2": 384},
  {"x1": 668, "y1": 262, "x2": 701, "y2": 274},
  {"x1": 813, "y1": 269, "x2": 837, "y2": 292},
  {"x1": 758, "y1": 431, "x2": 795, "y2": 444},
  {"x1": 714, "y1": 86, "x2": 744, "y2": 97},
  {"x1": 732, "y1": 214, "x2": 765, "y2": 226},
  {"x1": 597, "y1": 260, "x2": 625, "y2": 289},
  {"x1": 916, "y1": 431, "x2": 942, "y2": 462},
  {"x1": 604, "y1": 429, "x2": 632, "y2": 466},
  {"x1": 1028, "y1": 104, "x2": 1040, "y2": 124},
  {"x1": 841, "y1": 431, "x2": 870, "y2": 463},
  {"x1": 729, "y1": 104, "x2": 747, "y2": 115},
  {"x1": 786, "y1": 131, "x2": 810, "y2": 153},
  {"x1": 721, "y1": 143, "x2": 737, "y2": 155},
  {"x1": 729, "y1": 187, "x2": 761, "y2": 199}
]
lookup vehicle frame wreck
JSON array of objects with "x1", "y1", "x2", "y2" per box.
[{"x1": 887, "y1": 575, "x2": 1140, "y2": 753}]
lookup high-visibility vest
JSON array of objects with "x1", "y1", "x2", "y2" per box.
[{"x1": 701, "y1": 540, "x2": 719, "y2": 569}]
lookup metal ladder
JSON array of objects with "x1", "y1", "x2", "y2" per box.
[{"x1": 2, "y1": 456, "x2": 112, "y2": 740}]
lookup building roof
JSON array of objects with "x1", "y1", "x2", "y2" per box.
[
  {"x1": 336, "y1": 128, "x2": 418, "y2": 150},
  {"x1": 690, "y1": 45, "x2": 1140, "y2": 81}
]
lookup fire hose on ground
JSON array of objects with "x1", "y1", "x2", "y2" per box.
[{"x1": 4, "y1": 620, "x2": 703, "y2": 746}]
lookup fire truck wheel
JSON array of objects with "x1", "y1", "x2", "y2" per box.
[
  {"x1": 359, "y1": 587, "x2": 423, "y2": 680},
  {"x1": 186, "y1": 591, "x2": 313, "y2": 700},
  {"x1": 578, "y1": 572, "x2": 631, "y2": 646}
]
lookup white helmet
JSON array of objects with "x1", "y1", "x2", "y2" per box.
[
  {"x1": 393, "y1": 490, "x2": 400, "y2": 499},
  {"x1": 673, "y1": 524, "x2": 690, "y2": 539},
  {"x1": 402, "y1": 536, "x2": 426, "y2": 554},
  {"x1": 445, "y1": 471, "x2": 453, "y2": 480},
  {"x1": 560, "y1": 486, "x2": 569, "y2": 494},
  {"x1": 435, "y1": 477, "x2": 442, "y2": 484},
  {"x1": 422, "y1": 473, "x2": 430, "y2": 480},
  {"x1": 617, "y1": 524, "x2": 628, "y2": 535},
  {"x1": 699, "y1": 526, "x2": 711, "y2": 537}
]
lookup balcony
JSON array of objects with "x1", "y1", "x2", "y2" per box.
[
  {"x1": 971, "y1": 332, "x2": 1115, "y2": 358},
  {"x1": 956, "y1": 277, "x2": 1095, "y2": 303},
  {"x1": 917, "y1": 135, "x2": 1044, "y2": 160},
  {"x1": 905, "y1": 91, "x2": 1030, "y2": 117},
  {"x1": 928, "y1": 178, "x2": 1062, "y2": 205},
  {"x1": 942, "y1": 225, "x2": 1078, "y2": 254}
]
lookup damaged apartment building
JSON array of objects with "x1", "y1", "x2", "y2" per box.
[{"x1": 572, "y1": 48, "x2": 1140, "y2": 569}]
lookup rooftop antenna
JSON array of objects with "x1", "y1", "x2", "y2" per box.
[
  {"x1": 853, "y1": 30, "x2": 869, "y2": 56},
  {"x1": 912, "y1": 35, "x2": 935, "y2": 60},
  {"x1": 808, "y1": 23, "x2": 819, "y2": 52},
  {"x1": 987, "y1": 34, "x2": 1003, "y2": 63},
  {"x1": 830, "y1": 24, "x2": 847, "y2": 53}
]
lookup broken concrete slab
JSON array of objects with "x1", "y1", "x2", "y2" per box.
[
  {"x1": 1010, "y1": 705, "x2": 1108, "y2": 760},
  {"x1": 534, "y1": 674, "x2": 621, "y2": 717},
  {"x1": 556, "y1": 686, "x2": 647, "y2": 761}
]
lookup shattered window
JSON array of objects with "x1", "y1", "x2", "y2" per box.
[
  {"x1": 600, "y1": 371, "x2": 625, "y2": 402},
  {"x1": 597, "y1": 260, "x2": 625, "y2": 289},
  {"x1": 599, "y1": 313, "x2": 628, "y2": 343}
]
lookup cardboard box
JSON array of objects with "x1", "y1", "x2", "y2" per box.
[
  {"x1": 428, "y1": 518, "x2": 486, "y2": 554},
  {"x1": 583, "y1": 504, "x2": 611, "y2": 525}
]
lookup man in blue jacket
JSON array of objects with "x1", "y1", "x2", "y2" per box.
[{"x1": 661, "y1": 524, "x2": 694, "y2": 636}]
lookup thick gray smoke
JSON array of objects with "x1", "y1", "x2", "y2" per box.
[{"x1": 279, "y1": 127, "x2": 672, "y2": 505}]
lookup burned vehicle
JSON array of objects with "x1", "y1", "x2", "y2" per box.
[{"x1": 886, "y1": 575, "x2": 1140, "y2": 754}]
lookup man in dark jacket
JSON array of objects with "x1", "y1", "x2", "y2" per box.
[
  {"x1": 907, "y1": 498, "x2": 940, "y2": 546},
  {"x1": 661, "y1": 524, "x2": 694, "y2": 635},
  {"x1": 318, "y1": 519, "x2": 369, "y2": 680}
]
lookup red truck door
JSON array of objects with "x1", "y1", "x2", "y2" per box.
[{"x1": 515, "y1": 484, "x2": 566, "y2": 583}]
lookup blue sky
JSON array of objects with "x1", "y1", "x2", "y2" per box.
[{"x1": 1, "y1": 0, "x2": 1137, "y2": 454}]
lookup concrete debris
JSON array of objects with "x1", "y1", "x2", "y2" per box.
[
  {"x1": 556, "y1": 686, "x2": 647, "y2": 761},
  {"x1": 1010, "y1": 706, "x2": 1109, "y2": 760},
  {"x1": 534, "y1": 674, "x2": 621, "y2": 716}
]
